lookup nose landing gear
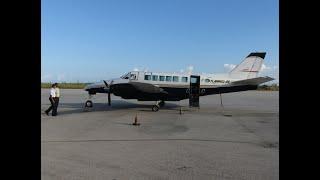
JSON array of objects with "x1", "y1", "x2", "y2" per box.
[
  {"x1": 84, "y1": 94, "x2": 94, "y2": 110},
  {"x1": 85, "y1": 100, "x2": 93, "y2": 108}
]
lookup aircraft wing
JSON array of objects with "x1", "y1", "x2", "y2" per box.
[
  {"x1": 84, "y1": 82, "x2": 105, "y2": 90},
  {"x1": 84, "y1": 82, "x2": 109, "y2": 94},
  {"x1": 84, "y1": 81, "x2": 168, "y2": 96},
  {"x1": 230, "y1": 76, "x2": 274, "y2": 86}
]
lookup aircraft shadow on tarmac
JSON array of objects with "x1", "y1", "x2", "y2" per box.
[{"x1": 52, "y1": 100, "x2": 181, "y2": 115}]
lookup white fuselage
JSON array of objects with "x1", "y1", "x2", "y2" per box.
[{"x1": 103, "y1": 71, "x2": 244, "y2": 88}]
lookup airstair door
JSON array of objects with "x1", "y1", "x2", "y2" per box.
[{"x1": 189, "y1": 75, "x2": 200, "y2": 107}]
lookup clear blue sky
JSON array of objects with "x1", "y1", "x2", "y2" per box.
[{"x1": 41, "y1": 0, "x2": 278, "y2": 83}]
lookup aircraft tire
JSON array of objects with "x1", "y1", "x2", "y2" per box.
[
  {"x1": 152, "y1": 105, "x2": 160, "y2": 112},
  {"x1": 85, "y1": 100, "x2": 93, "y2": 108}
]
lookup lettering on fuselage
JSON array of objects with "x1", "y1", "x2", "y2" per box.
[{"x1": 201, "y1": 78, "x2": 231, "y2": 85}]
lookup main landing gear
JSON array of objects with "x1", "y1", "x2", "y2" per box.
[{"x1": 152, "y1": 100, "x2": 165, "y2": 112}]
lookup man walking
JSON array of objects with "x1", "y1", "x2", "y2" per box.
[
  {"x1": 53, "y1": 83, "x2": 60, "y2": 115},
  {"x1": 45, "y1": 83, "x2": 58, "y2": 116}
]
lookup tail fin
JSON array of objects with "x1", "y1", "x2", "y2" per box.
[{"x1": 229, "y1": 52, "x2": 266, "y2": 79}]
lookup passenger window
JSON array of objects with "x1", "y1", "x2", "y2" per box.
[
  {"x1": 152, "y1": 75, "x2": 158, "y2": 81},
  {"x1": 173, "y1": 76, "x2": 179, "y2": 82},
  {"x1": 159, "y1": 76, "x2": 165, "y2": 81},
  {"x1": 181, "y1": 77, "x2": 188, "y2": 82},
  {"x1": 144, "y1": 75, "x2": 151, "y2": 80},
  {"x1": 166, "y1": 76, "x2": 172, "y2": 82}
]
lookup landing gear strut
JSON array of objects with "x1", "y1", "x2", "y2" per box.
[{"x1": 159, "y1": 100, "x2": 165, "y2": 107}]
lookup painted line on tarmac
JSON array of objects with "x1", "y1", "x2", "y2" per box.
[{"x1": 42, "y1": 138, "x2": 261, "y2": 146}]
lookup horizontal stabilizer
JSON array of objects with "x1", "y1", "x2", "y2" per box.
[{"x1": 231, "y1": 76, "x2": 274, "y2": 86}]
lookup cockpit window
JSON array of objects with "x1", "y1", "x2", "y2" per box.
[
  {"x1": 121, "y1": 73, "x2": 130, "y2": 79},
  {"x1": 120, "y1": 73, "x2": 131, "y2": 79}
]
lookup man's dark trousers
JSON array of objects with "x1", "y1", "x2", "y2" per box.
[
  {"x1": 52, "y1": 97, "x2": 59, "y2": 116},
  {"x1": 45, "y1": 97, "x2": 55, "y2": 115}
]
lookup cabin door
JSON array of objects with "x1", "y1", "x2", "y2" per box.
[{"x1": 189, "y1": 75, "x2": 200, "y2": 107}]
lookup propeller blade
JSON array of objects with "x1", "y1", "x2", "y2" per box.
[
  {"x1": 103, "y1": 80, "x2": 109, "y2": 88},
  {"x1": 104, "y1": 80, "x2": 112, "y2": 106}
]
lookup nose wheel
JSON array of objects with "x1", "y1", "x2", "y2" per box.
[
  {"x1": 152, "y1": 105, "x2": 160, "y2": 112},
  {"x1": 85, "y1": 100, "x2": 93, "y2": 108}
]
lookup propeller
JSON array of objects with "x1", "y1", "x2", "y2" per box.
[
  {"x1": 103, "y1": 80, "x2": 112, "y2": 106},
  {"x1": 103, "y1": 80, "x2": 109, "y2": 88}
]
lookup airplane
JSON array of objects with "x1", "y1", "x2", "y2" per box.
[{"x1": 84, "y1": 52, "x2": 274, "y2": 111}]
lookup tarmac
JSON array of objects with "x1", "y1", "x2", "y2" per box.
[{"x1": 41, "y1": 89, "x2": 279, "y2": 180}]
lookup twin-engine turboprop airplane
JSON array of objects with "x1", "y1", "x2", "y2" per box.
[{"x1": 84, "y1": 52, "x2": 274, "y2": 111}]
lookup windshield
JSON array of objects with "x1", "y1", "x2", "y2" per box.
[{"x1": 121, "y1": 72, "x2": 130, "y2": 79}]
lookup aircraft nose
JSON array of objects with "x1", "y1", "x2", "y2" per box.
[{"x1": 84, "y1": 84, "x2": 92, "y2": 91}]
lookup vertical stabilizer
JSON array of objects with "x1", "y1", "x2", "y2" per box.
[{"x1": 229, "y1": 52, "x2": 266, "y2": 79}]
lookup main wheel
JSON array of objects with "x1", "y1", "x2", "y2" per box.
[
  {"x1": 85, "y1": 100, "x2": 93, "y2": 108},
  {"x1": 152, "y1": 105, "x2": 160, "y2": 112},
  {"x1": 159, "y1": 100, "x2": 165, "y2": 107}
]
